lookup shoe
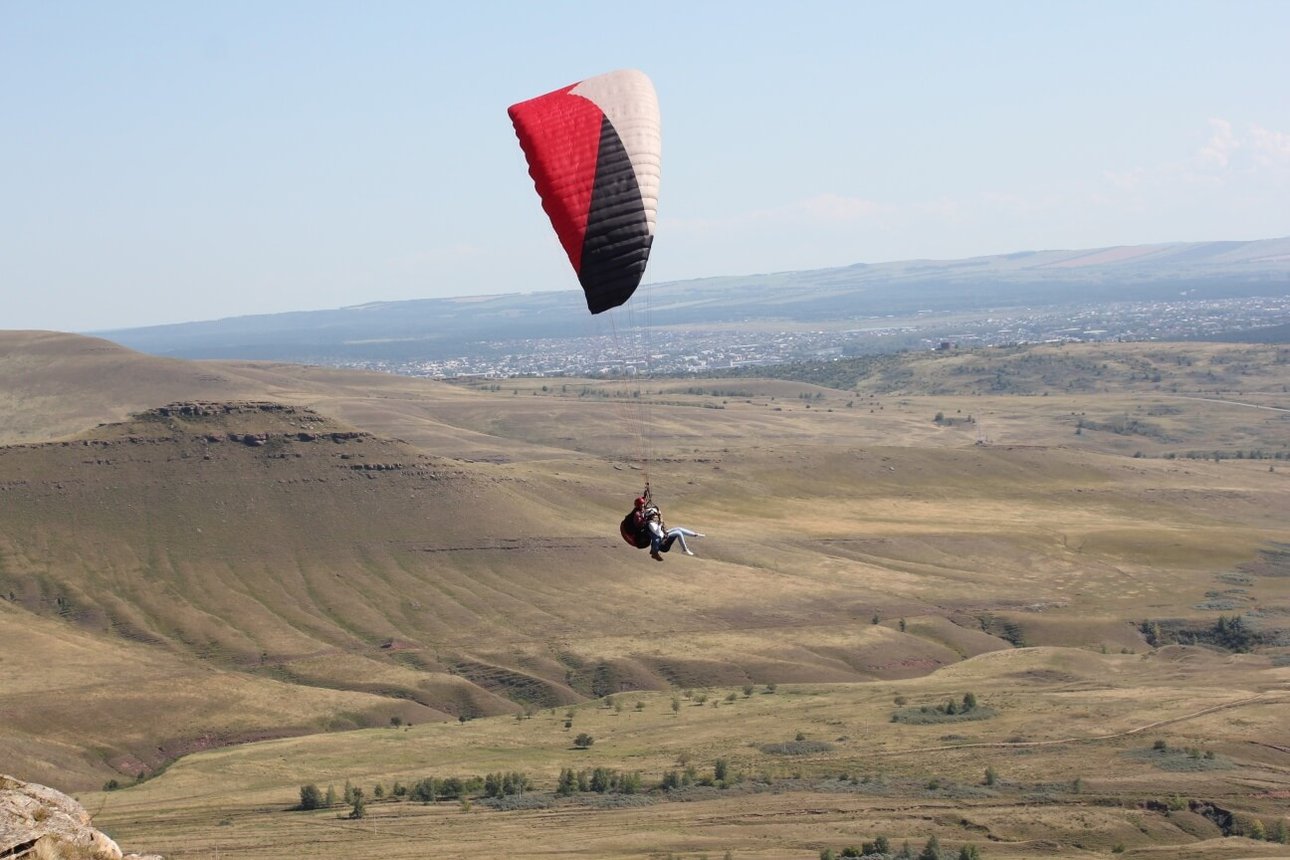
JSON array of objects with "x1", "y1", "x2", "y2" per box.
[
  {"x1": 694, "y1": 533, "x2": 706, "y2": 538},
  {"x1": 650, "y1": 551, "x2": 663, "y2": 561},
  {"x1": 683, "y1": 549, "x2": 695, "y2": 556}
]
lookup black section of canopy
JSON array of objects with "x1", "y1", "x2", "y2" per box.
[{"x1": 579, "y1": 115, "x2": 652, "y2": 314}]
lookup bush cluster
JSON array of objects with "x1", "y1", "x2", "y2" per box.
[
  {"x1": 556, "y1": 767, "x2": 643, "y2": 796},
  {"x1": 891, "y1": 693, "x2": 993, "y2": 724},
  {"x1": 820, "y1": 832, "x2": 981, "y2": 859}
]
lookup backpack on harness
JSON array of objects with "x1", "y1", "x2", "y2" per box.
[{"x1": 619, "y1": 512, "x2": 651, "y2": 549}]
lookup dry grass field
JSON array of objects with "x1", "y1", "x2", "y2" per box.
[{"x1": 1, "y1": 331, "x2": 1287, "y2": 858}]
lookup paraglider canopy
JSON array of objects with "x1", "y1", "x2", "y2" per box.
[{"x1": 508, "y1": 69, "x2": 661, "y2": 314}]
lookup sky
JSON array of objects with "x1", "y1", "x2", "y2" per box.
[{"x1": 4, "y1": 1, "x2": 1289, "y2": 333}]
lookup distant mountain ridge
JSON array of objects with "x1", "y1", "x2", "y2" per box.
[{"x1": 98, "y1": 237, "x2": 1290, "y2": 362}]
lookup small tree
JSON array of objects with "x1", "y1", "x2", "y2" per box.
[
  {"x1": 299, "y1": 784, "x2": 323, "y2": 810},
  {"x1": 411, "y1": 778, "x2": 436, "y2": 803},
  {"x1": 325, "y1": 784, "x2": 338, "y2": 807},
  {"x1": 919, "y1": 834, "x2": 942, "y2": 860},
  {"x1": 983, "y1": 766, "x2": 997, "y2": 787},
  {"x1": 557, "y1": 768, "x2": 577, "y2": 796},
  {"x1": 574, "y1": 732, "x2": 594, "y2": 749},
  {"x1": 348, "y1": 788, "x2": 365, "y2": 820},
  {"x1": 714, "y1": 758, "x2": 730, "y2": 784}
]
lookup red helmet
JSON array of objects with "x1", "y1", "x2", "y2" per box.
[{"x1": 634, "y1": 496, "x2": 647, "y2": 508}]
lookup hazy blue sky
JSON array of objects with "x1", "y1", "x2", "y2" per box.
[{"x1": 5, "y1": 1, "x2": 1289, "y2": 332}]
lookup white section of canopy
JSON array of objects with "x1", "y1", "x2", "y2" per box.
[{"x1": 572, "y1": 69, "x2": 661, "y2": 238}]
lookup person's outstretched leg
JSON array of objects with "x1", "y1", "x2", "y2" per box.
[{"x1": 668, "y1": 529, "x2": 695, "y2": 556}]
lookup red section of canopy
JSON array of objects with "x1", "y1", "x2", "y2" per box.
[{"x1": 508, "y1": 85, "x2": 603, "y2": 273}]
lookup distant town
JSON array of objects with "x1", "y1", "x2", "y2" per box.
[{"x1": 332, "y1": 295, "x2": 1290, "y2": 380}]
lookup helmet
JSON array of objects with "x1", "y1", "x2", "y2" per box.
[{"x1": 634, "y1": 496, "x2": 647, "y2": 507}]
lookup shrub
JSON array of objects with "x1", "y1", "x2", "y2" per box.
[
  {"x1": 574, "y1": 733, "x2": 594, "y2": 749},
  {"x1": 298, "y1": 783, "x2": 323, "y2": 810}
]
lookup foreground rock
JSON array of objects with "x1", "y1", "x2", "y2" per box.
[{"x1": 0, "y1": 775, "x2": 162, "y2": 860}]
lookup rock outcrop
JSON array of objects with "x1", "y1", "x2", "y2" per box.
[{"x1": 0, "y1": 775, "x2": 162, "y2": 860}]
